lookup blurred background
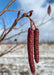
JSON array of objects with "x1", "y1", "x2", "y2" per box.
[{"x1": 0, "y1": 0, "x2": 54, "y2": 75}]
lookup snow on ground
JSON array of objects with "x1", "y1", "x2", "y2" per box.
[{"x1": 0, "y1": 43, "x2": 54, "y2": 75}]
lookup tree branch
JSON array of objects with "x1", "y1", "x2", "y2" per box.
[
  {"x1": 0, "y1": 18, "x2": 6, "y2": 39},
  {"x1": 4, "y1": 30, "x2": 27, "y2": 40},
  {"x1": 5, "y1": 20, "x2": 28, "y2": 31},
  {"x1": 0, "y1": 0, "x2": 15, "y2": 16},
  {"x1": 7, "y1": 9, "x2": 24, "y2": 12},
  {"x1": 0, "y1": 44, "x2": 25, "y2": 57},
  {"x1": 38, "y1": 17, "x2": 54, "y2": 27},
  {"x1": 0, "y1": 44, "x2": 17, "y2": 57}
]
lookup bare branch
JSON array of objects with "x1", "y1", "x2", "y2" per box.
[
  {"x1": 7, "y1": 9, "x2": 24, "y2": 12},
  {"x1": 10, "y1": 44, "x2": 25, "y2": 53},
  {"x1": 0, "y1": 44, "x2": 17, "y2": 57},
  {"x1": 0, "y1": 44, "x2": 25, "y2": 57},
  {"x1": 10, "y1": 20, "x2": 28, "y2": 30},
  {"x1": 0, "y1": 0, "x2": 15, "y2": 16},
  {"x1": 4, "y1": 30, "x2": 27, "y2": 40},
  {"x1": 41, "y1": 14, "x2": 47, "y2": 24},
  {"x1": 0, "y1": 18, "x2": 6, "y2": 38},
  {"x1": 38, "y1": 17, "x2": 54, "y2": 27}
]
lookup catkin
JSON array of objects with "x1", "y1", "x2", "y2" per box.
[
  {"x1": 34, "y1": 28, "x2": 39, "y2": 63},
  {"x1": 27, "y1": 28, "x2": 35, "y2": 75},
  {"x1": 48, "y1": 5, "x2": 51, "y2": 15}
]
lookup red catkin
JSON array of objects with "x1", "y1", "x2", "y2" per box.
[
  {"x1": 34, "y1": 28, "x2": 39, "y2": 63},
  {"x1": 27, "y1": 28, "x2": 35, "y2": 75},
  {"x1": 48, "y1": 5, "x2": 51, "y2": 15}
]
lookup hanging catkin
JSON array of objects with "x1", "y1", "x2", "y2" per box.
[
  {"x1": 27, "y1": 28, "x2": 35, "y2": 75},
  {"x1": 34, "y1": 28, "x2": 39, "y2": 63},
  {"x1": 48, "y1": 4, "x2": 51, "y2": 15}
]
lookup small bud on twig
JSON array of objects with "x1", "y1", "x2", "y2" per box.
[
  {"x1": 29, "y1": 10, "x2": 33, "y2": 16},
  {"x1": 48, "y1": 4, "x2": 51, "y2": 16},
  {"x1": 17, "y1": 11, "x2": 20, "y2": 18}
]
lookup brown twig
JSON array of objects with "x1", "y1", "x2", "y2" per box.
[
  {"x1": 0, "y1": 0, "x2": 15, "y2": 16},
  {"x1": 7, "y1": 9, "x2": 24, "y2": 12}
]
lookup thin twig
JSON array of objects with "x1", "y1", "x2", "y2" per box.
[
  {"x1": 0, "y1": 0, "x2": 15, "y2": 16},
  {"x1": 10, "y1": 44, "x2": 25, "y2": 53},
  {"x1": 0, "y1": 44, "x2": 25, "y2": 57},
  {"x1": 4, "y1": 30, "x2": 27, "y2": 40},
  {"x1": 38, "y1": 17, "x2": 54, "y2": 27},
  {"x1": 41, "y1": 14, "x2": 47, "y2": 24},
  {"x1": 0, "y1": 18, "x2": 6, "y2": 39},
  {"x1": 7, "y1": 9, "x2": 24, "y2": 12},
  {"x1": 0, "y1": 44, "x2": 17, "y2": 57},
  {"x1": 6, "y1": 20, "x2": 28, "y2": 31}
]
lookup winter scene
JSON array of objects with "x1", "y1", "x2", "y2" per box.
[{"x1": 0, "y1": 0, "x2": 54, "y2": 75}]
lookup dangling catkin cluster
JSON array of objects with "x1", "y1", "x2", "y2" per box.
[{"x1": 27, "y1": 27, "x2": 39, "y2": 75}]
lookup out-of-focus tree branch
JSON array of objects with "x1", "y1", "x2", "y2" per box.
[
  {"x1": 0, "y1": 18, "x2": 6, "y2": 38},
  {"x1": 0, "y1": 44, "x2": 25, "y2": 57},
  {"x1": 4, "y1": 30, "x2": 27, "y2": 40},
  {"x1": 5, "y1": 20, "x2": 28, "y2": 31},
  {"x1": 38, "y1": 17, "x2": 54, "y2": 27},
  {"x1": 7, "y1": 9, "x2": 24, "y2": 12},
  {"x1": 0, "y1": 45, "x2": 17, "y2": 57}
]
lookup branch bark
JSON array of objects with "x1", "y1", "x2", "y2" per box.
[{"x1": 0, "y1": 0, "x2": 15, "y2": 16}]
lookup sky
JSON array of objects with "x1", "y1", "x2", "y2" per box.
[{"x1": 0, "y1": 0, "x2": 54, "y2": 43}]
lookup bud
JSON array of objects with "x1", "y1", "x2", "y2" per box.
[
  {"x1": 29, "y1": 10, "x2": 33, "y2": 16},
  {"x1": 17, "y1": 11, "x2": 20, "y2": 18},
  {"x1": 48, "y1": 5, "x2": 51, "y2": 15}
]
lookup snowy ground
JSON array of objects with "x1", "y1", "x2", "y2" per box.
[{"x1": 0, "y1": 43, "x2": 54, "y2": 75}]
